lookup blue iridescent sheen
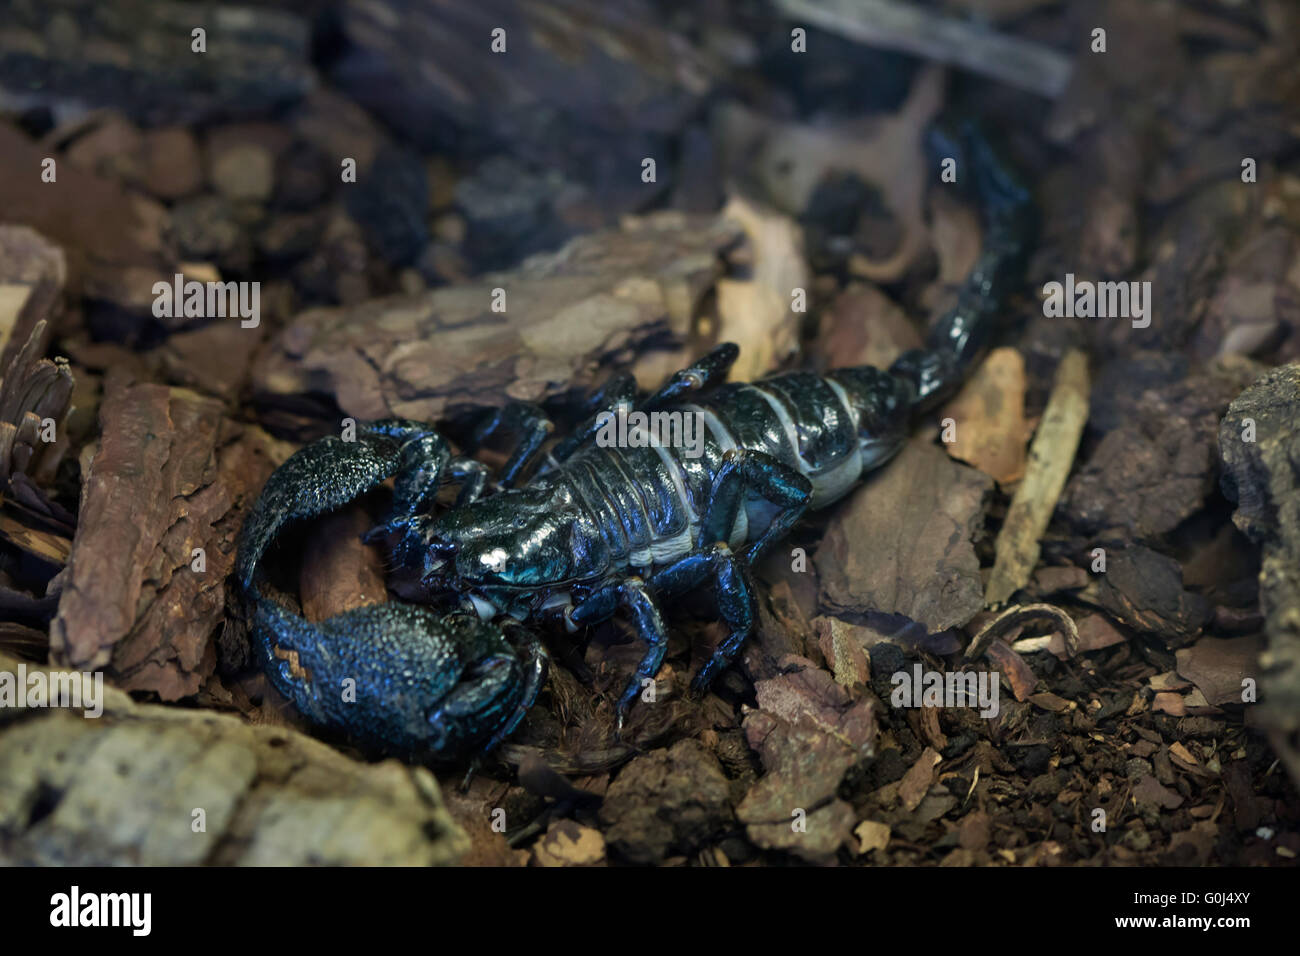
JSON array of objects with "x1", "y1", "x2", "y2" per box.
[{"x1": 234, "y1": 121, "x2": 1034, "y2": 763}]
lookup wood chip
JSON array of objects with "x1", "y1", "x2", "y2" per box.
[
  {"x1": 899, "y1": 746, "x2": 942, "y2": 812},
  {"x1": 854, "y1": 819, "x2": 891, "y2": 855},
  {"x1": 939, "y1": 347, "x2": 1031, "y2": 484}
]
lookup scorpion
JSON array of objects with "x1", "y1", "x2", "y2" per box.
[{"x1": 235, "y1": 120, "x2": 1035, "y2": 764}]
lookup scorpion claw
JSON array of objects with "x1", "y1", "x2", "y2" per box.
[
  {"x1": 245, "y1": 598, "x2": 539, "y2": 761},
  {"x1": 236, "y1": 421, "x2": 548, "y2": 763}
]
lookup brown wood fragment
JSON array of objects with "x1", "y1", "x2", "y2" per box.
[
  {"x1": 253, "y1": 212, "x2": 740, "y2": 423},
  {"x1": 1063, "y1": 359, "x2": 1261, "y2": 538},
  {"x1": 1028, "y1": 692, "x2": 1071, "y2": 713},
  {"x1": 0, "y1": 226, "x2": 64, "y2": 369},
  {"x1": 939, "y1": 347, "x2": 1031, "y2": 484},
  {"x1": 985, "y1": 639, "x2": 1036, "y2": 702},
  {"x1": 813, "y1": 616, "x2": 870, "y2": 689},
  {"x1": 736, "y1": 665, "x2": 874, "y2": 862},
  {"x1": 715, "y1": 196, "x2": 807, "y2": 381},
  {"x1": 0, "y1": 124, "x2": 176, "y2": 314},
  {"x1": 1175, "y1": 635, "x2": 1264, "y2": 708},
  {"x1": 0, "y1": 512, "x2": 70, "y2": 566},
  {"x1": 0, "y1": 320, "x2": 75, "y2": 488},
  {"x1": 854, "y1": 819, "x2": 890, "y2": 855},
  {"x1": 1085, "y1": 546, "x2": 1212, "y2": 645},
  {"x1": 899, "y1": 746, "x2": 942, "y2": 812},
  {"x1": 966, "y1": 602, "x2": 1079, "y2": 662},
  {"x1": 814, "y1": 284, "x2": 921, "y2": 371},
  {"x1": 1152, "y1": 692, "x2": 1187, "y2": 717},
  {"x1": 816, "y1": 437, "x2": 991, "y2": 633},
  {"x1": 50, "y1": 374, "x2": 277, "y2": 698},
  {"x1": 985, "y1": 349, "x2": 1089, "y2": 607},
  {"x1": 1219, "y1": 364, "x2": 1300, "y2": 786},
  {"x1": 532, "y1": 820, "x2": 607, "y2": 868},
  {"x1": 957, "y1": 810, "x2": 990, "y2": 852},
  {"x1": 299, "y1": 505, "x2": 388, "y2": 622}
]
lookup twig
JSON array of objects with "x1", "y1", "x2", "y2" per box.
[
  {"x1": 985, "y1": 349, "x2": 1089, "y2": 606},
  {"x1": 773, "y1": 0, "x2": 1074, "y2": 99}
]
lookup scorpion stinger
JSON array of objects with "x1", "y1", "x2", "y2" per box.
[{"x1": 236, "y1": 119, "x2": 1035, "y2": 762}]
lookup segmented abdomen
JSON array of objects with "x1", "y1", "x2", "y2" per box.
[{"x1": 555, "y1": 372, "x2": 864, "y2": 574}]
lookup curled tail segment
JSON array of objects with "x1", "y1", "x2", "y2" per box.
[{"x1": 889, "y1": 120, "x2": 1037, "y2": 412}]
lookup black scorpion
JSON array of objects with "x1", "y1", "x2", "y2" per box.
[{"x1": 235, "y1": 121, "x2": 1035, "y2": 762}]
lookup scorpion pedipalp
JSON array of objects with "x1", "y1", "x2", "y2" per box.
[{"x1": 236, "y1": 419, "x2": 549, "y2": 761}]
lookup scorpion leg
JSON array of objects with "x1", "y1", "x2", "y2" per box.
[
  {"x1": 676, "y1": 449, "x2": 813, "y2": 690},
  {"x1": 469, "y1": 622, "x2": 550, "y2": 755},
  {"x1": 701, "y1": 449, "x2": 813, "y2": 564},
  {"x1": 644, "y1": 342, "x2": 739, "y2": 409},
  {"x1": 548, "y1": 346, "x2": 738, "y2": 465},
  {"x1": 447, "y1": 456, "x2": 490, "y2": 506},
  {"x1": 569, "y1": 577, "x2": 668, "y2": 734},
  {"x1": 547, "y1": 374, "x2": 639, "y2": 465},
  {"x1": 581, "y1": 372, "x2": 639, "y2": 417},
  {"x1": 648, "y1": 542, "x2": 758, "y2": 694},
  {"x1": 471, "y1": 401, "x2": 554, "y2": 487}
]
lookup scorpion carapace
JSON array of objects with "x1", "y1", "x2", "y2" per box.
[{"x1": 235, "y1": 119, "x2": 1035, "y2": 763}]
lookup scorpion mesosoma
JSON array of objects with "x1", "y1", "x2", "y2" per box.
[{"x1": 235, "y1": 121, "x2": 1035, "y2": 763}]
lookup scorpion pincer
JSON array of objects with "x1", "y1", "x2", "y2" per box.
[{"x1": 235, "y1": 120, "x2": 1036, "y2": 763}]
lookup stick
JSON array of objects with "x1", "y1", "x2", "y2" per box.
[
  {"x1": 773, "y1": 0, "x2": 1074, "y2": 99},
  {"x1": 985, "y1": 349, "x2": 1089, "y2": 606}
]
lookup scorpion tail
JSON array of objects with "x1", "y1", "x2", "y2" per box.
[{"x1": 888, "y1": 119, "x2": 1037, "y2": 413}]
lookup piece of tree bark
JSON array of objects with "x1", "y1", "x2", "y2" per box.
[
  {"x1": 333, "y1": 0, "x2": 714, "y2": 172},
  {"x1": 736, "y1": 662, "x2": 875, "y2": 863},
  {"x1": 0, "y1": 226, "x2": 64, "y2": 370},
  {"x1": 0, "y1": 320, "x2": 74, "y2": 489},
  {"x1": 816, "y1": 436, "x2": 992, "y2": 633},
  {"x1": 715, "y1": 196, "x2": 807, "y2": 381},
  {"x1": 50, "y1": 373, "x2": 278, "y2": 699},
  {"x1": 773, "y1": 0, "x2": 1073, "y2": 98},
  {"x1": 939, "y1": 347, "x2": 1031, "y2": 485},
  {"x1": 1219, "y1": 364, "x2": 1300, "y2": 786},
  {"x1": 0, "y1": 1, "x2": 313, "y2": 125},
  {"x1": 1062, "y1": 358, "x2": 1262, "y2": 541},
  {"x1": 0, "y1": 651, "x2": 467, "y2": 865},
  {"x1": 299, "y1": 505, "x2": 387, "y2": 622},
  {"x1": 0, "y1": 123, "x2": 176, "y2": 318},
  {"x1": 253, "y1": 212, "x2": 741, "y2": 423}
]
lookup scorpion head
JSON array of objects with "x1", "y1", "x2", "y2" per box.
[{"x1": 418, "y1": 484, "x2": 607, "y2": 597}]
